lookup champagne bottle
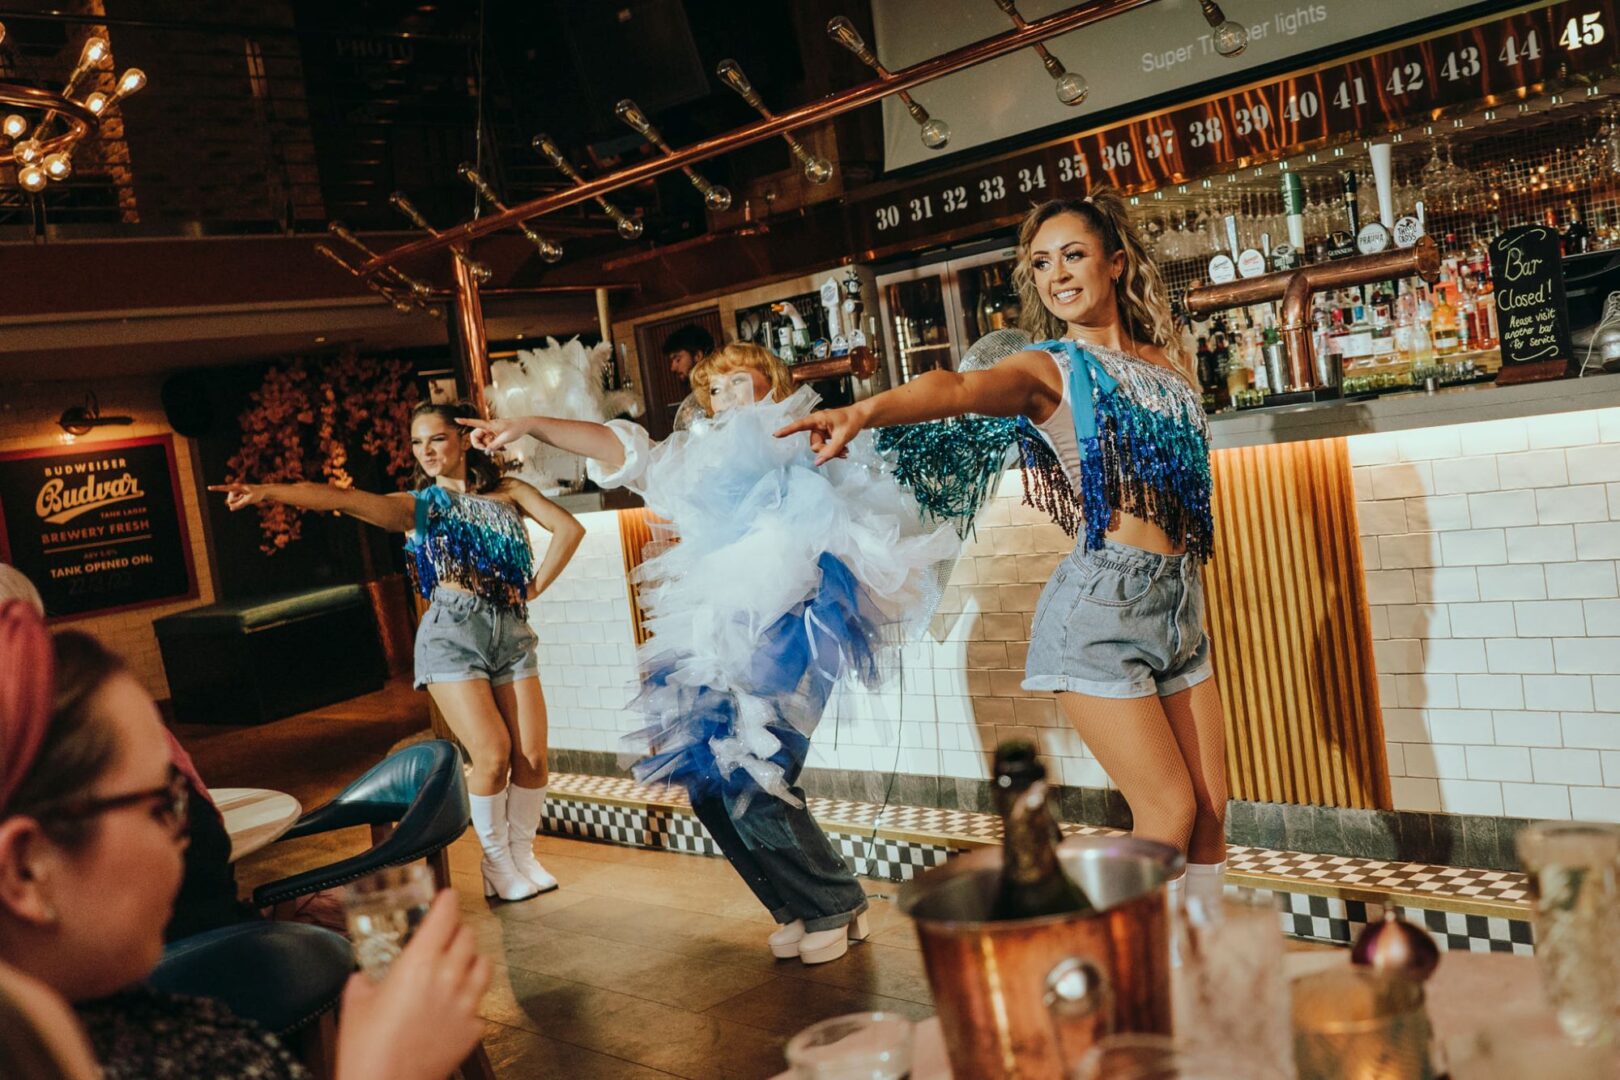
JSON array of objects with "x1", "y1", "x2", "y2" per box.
[{"x1": 991, "y1": 741, "x2": 1093, "y2": 920}]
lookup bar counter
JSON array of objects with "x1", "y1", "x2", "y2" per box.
[{"x1": 528, "y1": 377, "x2": 1620, "y2": 864}]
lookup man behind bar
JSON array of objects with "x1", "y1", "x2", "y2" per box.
[{"x1": 663, "y1": 324, "x2": 713, "y2": 432}]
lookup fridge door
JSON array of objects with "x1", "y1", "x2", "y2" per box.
[
  {"x1": 875, "y1": 265, "x2": 958, "y2": 385},
  {"x1": 945, "y1": 246, "x2": 1022, "y2": 352}
]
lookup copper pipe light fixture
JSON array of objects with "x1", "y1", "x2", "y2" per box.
[
  {"x1": 615, "y1": 99, "x2": 732, "y2": 211},
  {"x1": 320, "y1": 223, "x2": 443, "y2": 318},
  {"x1": 827, "y1": 16, "x2": 950, "y2": 150},
  {"x1": 1200, "y1": 0, "x2": 1249, "y2": 57},
  {"x1": 0, "y1": 24, "x2": 146, "y2": 192},
  {"x1": 457, "y1": 164, "x2": 563, "y2": 262},
  {"x1": 991, "y1": 0, "x2": 1088, "y2": 105},
  {"x1": 530, "y1": 134, "x2": 644, "y2": 239},
  {"x1": 715, "y1": 59, "x2": 834, "y2": 184},
  {"x1": 389, "y1": 191, "x2": 494, "y2": 283}
]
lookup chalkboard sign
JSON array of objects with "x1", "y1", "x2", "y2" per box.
[
  {"x1": 0, "y1": 435, "x2": 198, "y2": 620},
  {"x1": 1488, "y1": 225, "x2": 1573, "y2": 384}
]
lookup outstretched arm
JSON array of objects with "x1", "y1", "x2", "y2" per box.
[
  {"x1": 775, "y1": 350, "x2": 1060, "y2": 465},
  {"x1": 458, "y1": 416, "x2": 626, "y2": 471},
  {"x1": 503, "y1": 481, "x2": 586, "y2": 598},
  {"x1": 208, "y1": 482, "x2": 417, "y2": 533}
]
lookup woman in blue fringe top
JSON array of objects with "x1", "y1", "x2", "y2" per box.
[
  {"x1": 779, "y1": 189, "x2": 1231, "y2": 917},
  {"x1": 212, "y1": 400, "x2": 584, "y2": 903}
]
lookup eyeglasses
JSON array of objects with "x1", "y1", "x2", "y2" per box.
[{"x1": 40, "y1": 764, "x2": 190, "y2": 839}]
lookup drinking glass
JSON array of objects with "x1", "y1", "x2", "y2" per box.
[
  {"x1": 1073, "y1": 1033, "x2": 1287, "y2": 1080},
  {"x1": 1516, "y1": 822, "x2": 1620, "y2": 1045},
  {"x1": 1173, "y1": 892, "x2": 1294, "y2": 1076},
  {"x1": 785, "y1": 1012, "x2": 913, "y2": 1080},
  {"x1": 342, "y1": 862, "x2": 436, "y2": 980},
  {"x1": 1292, "y1": 967, "x2": 1437, "y2": 1080}
]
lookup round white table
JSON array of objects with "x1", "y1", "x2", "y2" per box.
[
  {"x1": 212, "y1": 787, "x2": 302, "y2": 862},
  {"x1": 772, "y1": 951, "x2": 1578, "y2": 1079}
]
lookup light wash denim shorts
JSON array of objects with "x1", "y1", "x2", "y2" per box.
[
  {"x1": 413, "y1": 586, "x2": 538, "y2": 689},
  {"x1": 1022, "y1": 538, "x2": 1213, "y2": 699}
]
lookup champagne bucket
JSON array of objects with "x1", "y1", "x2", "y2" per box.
[{"x1": 898, "y1": 835, "x2": 1182, "y2": 1079}]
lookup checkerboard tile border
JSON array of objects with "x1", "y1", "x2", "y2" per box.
[{"x1": 544, "y1": 773, "x2": 1536, "y2": 954}]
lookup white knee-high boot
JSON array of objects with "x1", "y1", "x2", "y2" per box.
[
  {"x1": 470, "y1": 790, "x2": 538, "y2": 902},
  {"x1": 505, "y1": 784, "x2": 558, "y2": 893}
]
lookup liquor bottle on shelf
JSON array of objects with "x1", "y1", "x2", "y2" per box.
[
  {"x1": 1432, "y1": 283, "x2": 1460, "y2": 357},
  {"x1": 1342, "y1": 304, "x2": 1375, "y2": 368},
  {"x1": 1371, "y1": 306, "x2": 1395, "y2": 365},
  {"x1": 1565, "y1": 201, "x2": 1592, "y2": 256},
  {"x1": 990, "y1": 740, "x2": 1093, "y2": 921},
  {"x1": 1196, "y1": 335, "x2": 1219, "y2": 413}
]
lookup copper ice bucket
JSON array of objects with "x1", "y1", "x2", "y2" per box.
[{"x1": 898, "y1": 834, "x2": 1181, "y2": 1079}]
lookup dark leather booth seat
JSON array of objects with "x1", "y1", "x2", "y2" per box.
[{"x1": 154, "y1": 585, "x2": 385, "y2": 725}]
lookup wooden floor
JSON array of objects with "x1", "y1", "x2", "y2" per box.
[{"x1": 182, "y1": 676, "x2": 1332, "y2": 1079}]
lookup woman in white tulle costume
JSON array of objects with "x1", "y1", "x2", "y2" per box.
[{"x1": 463, "y1": 342, "x2": 956, "y2": 965}]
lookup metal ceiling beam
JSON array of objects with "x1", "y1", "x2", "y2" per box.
[{"x1": 358, "y1": 0, "x2": 1157, "y2": 277}]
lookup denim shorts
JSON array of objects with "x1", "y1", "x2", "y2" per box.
[
  {"x1": 413, "y1": 587, "x2": 539, "y2": 689},
  {"x1": 1022, "y1": 538, "x2": 1213, "y2": 699}
]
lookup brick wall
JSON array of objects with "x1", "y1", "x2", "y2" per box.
[
  {"x1": 1351, "y1": 407, "x2": 1620, "y2": 821},
  {"x1": 0, "y1": 378, "x2": 216, "y2": 699}
]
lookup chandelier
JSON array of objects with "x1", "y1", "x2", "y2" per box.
[{"x1": 0, "y1": 22, "x2": 146, "y2": 192}]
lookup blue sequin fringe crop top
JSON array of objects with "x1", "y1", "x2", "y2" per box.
[
  {"x1": 404, "y1": 486, "x2": 534, "y2": 614},
  {"x1": 876, "y1": 338, "x2": 1215, "y2": 562}
]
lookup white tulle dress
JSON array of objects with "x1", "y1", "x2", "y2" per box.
[{"x1": 590, "y1": 386, "x2": 958, "y2": 842}]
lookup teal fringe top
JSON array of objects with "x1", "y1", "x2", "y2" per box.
[
  {"x1": 876, "y1": 339, "x2": 1214, "y2": 561},
  {"x1": 404, "y1": 487, "x2": 534, "y2": 615}
]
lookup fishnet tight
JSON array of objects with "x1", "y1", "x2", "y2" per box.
[{"x1": 1056, "y1": 678, "x2": 1228, "y2": 864}]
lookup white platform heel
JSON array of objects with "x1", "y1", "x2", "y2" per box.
[
  {"x1": 470, "y1": 790, "x2": 539, "y2": 903},
  {"x1": 798, "y1": 912, "x2": 870, "y2": 965},
  {"x1": 505, "y1": 784, "x2": 559, "y2": 893},
  {"x1": 768, "y1": 920, "x2": 806, "y2": 959}
]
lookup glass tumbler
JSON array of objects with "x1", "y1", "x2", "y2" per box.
[
  {"x1": 1516, "y1": 821, "x2": 1620, "y2": 1045},
  {"x1": 785, "y1": 1012, "x2": 913, "y2": 1080},
  {"x1": 341, "y1": 862, "x2": 436, "y2": 980}
]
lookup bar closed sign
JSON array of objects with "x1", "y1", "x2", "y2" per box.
[
  {"x1": 0, "y1": 435, "x2": 197, "y2": 619},
  {"x1": 1488, "y1": 225, "x2": 1573, "y2": 383}
]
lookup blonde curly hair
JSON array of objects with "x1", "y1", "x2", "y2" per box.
[
  {"x1": 1012, "y1": 188, "x2": 1192, "y2": 383},
  {"x1": 688, "y1": 341, "x2": 795, "y2": 415}
]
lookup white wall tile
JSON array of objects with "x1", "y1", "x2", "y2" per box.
[
  {"x1": 1527, "y1": 411, "x2": 1600, "y2": 449},
  {"x1": 1405, "y1": 744, "x2": 1468, "y2": 779},
  {"x1": 1513, "y1": 600, "x2": 1585, "y2": 637},
  {"x1": 1347, "y1": 432, "x2": 1401, "y2": 466},
  {"x1": 1576, "y1": 522, "x2": 1620, "y2": 560},
  {"x1": 1386, "y1": 605, "x2": 1450, "y2": 639},
  {"x1": 1497, "y1": 450, "x2": 1569, "y2": 489},
  {"x1": 1485, "y1": 638, "x2": 1555, "y2": 674},
  {"x1": 1604, "y1": 751, "x2": 1620, "y2": 786},
  {"x1": 1531, "y1": 748, "x2": 1604, "y2": 786},
  {"x1": 1555, "y1": 639, "x2": 1620, "y2": 675},
  {"x1": 1437, "y1": 778, "x2": 1504, "y2": 815},
  {"x1": 1560, "y1": 712, "x2": 1620, "y2": 750},
  {"x1": 1537, "y1": 486, "x2": 1610, "y2": 524},
  {"x1": 1493, "y1": 710, "x2": 1563, "y2": 747},
  {"x1": 1426, "y1": 709, "x2": 1495, "y2": 744},
  {"x1": 1610, "y1": 483, "x2": 1620, "y2": 517},
  {"x1": 1441, "y1": 530, "x2": 1507, "y2": 566},
  {"x1": 1403, "y1": 495, "x2": 1471, "y2": 532},
  {"x1": 1361, "y1": 535, "x2": 1381, "y2": 571},
  {"x1": 1524, "y1": 674, "x2": 1596, "y2": 711},
  {"x1": 1570, "y1": 787, "x2": 1620, "y2": 823},
  {"x1": 1369, "y1": 463, "x2": 1435, "y2": 500},
  {"x1": 1369, "y1": 605, "x2": 1391, "y2": 640},
  {"x1": 1433, "y1": 457, "x2": 1500, "y2": 495},
  {"x1": 1396, "y1": 427, "x2": 1463, "y2": 461},
  {"x1": 1395, "y1": 674, "x2": 1458, "y2": 709},
  {"x1": 1358, "y1": 500, "x2": 1409, "y2": 536},
  {"x1": 1379, "y1": 533, "x2": 1440, "y2": 569},
  {"x1": 1506, "y1": 526, "x2": 1576, "y2": 564},
  {"x1": 1567, "y1": 444, "x2": 1620, "y2": 486},
  {"x1": 1502, "y1": 782, "x2": 1572, "y2": 819},
  {"x1": 1390, "y1": 776, "x2": 1442, "y2": 812},
  {"x1": 1467, "y1": 490, "x2": 1538, "y2": 529},
  {"x1": 1374, "y1": 639, "x2": 1424, "y2": 673},
  {"x1": 1584, "y1": 599, "x2": 1620, "y2": 636},
  {"x1": 1415, "y1": 568, "x2": 1480, "y2": 603},
  {"x1": 1458, "y1": 418, "x2": 1530, "y2": 456},
  {"x1": 1547, "y1": 562, "x2": 1618, "y2": 599},
  {"x1": 1382, "y1": 708, "x2": 1430, "y2": 742},
  {"x1": 1476, "y1": 565, "x2": 1547, "y2": 601},
  {"x1": 1456, "y1": 674, "x2": 1525, "y2": 710},
  {"x1": 1600, "y1": 409, "x2": 1620, "y2": 444},
  {"x1": 1445, "y1": 602, "x2": 1517, "y2": 637},
  {"x1": 1366, "y1": 570, "x2": 1417, "y2": 605},
  {"x1": 1352, "y1": 467, "x2": 1374, "y2": 501},
  {"x1": 1465, "y1": 745, "x2": 1532, "y2": 782},
  {"x1": 1422, "y1": 638, "x2": 1487, "y2": 673},
  {"x1": 1596, "y1": 677, "x2": 1620, "y2": 711}
]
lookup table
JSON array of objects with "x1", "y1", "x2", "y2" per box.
[
  {"x1": 771, "y1": 952, "x2": 1567, "y2": 1079},
  {"x1": 212, "y1": 787, "x2": 302, "y2": 862}
]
